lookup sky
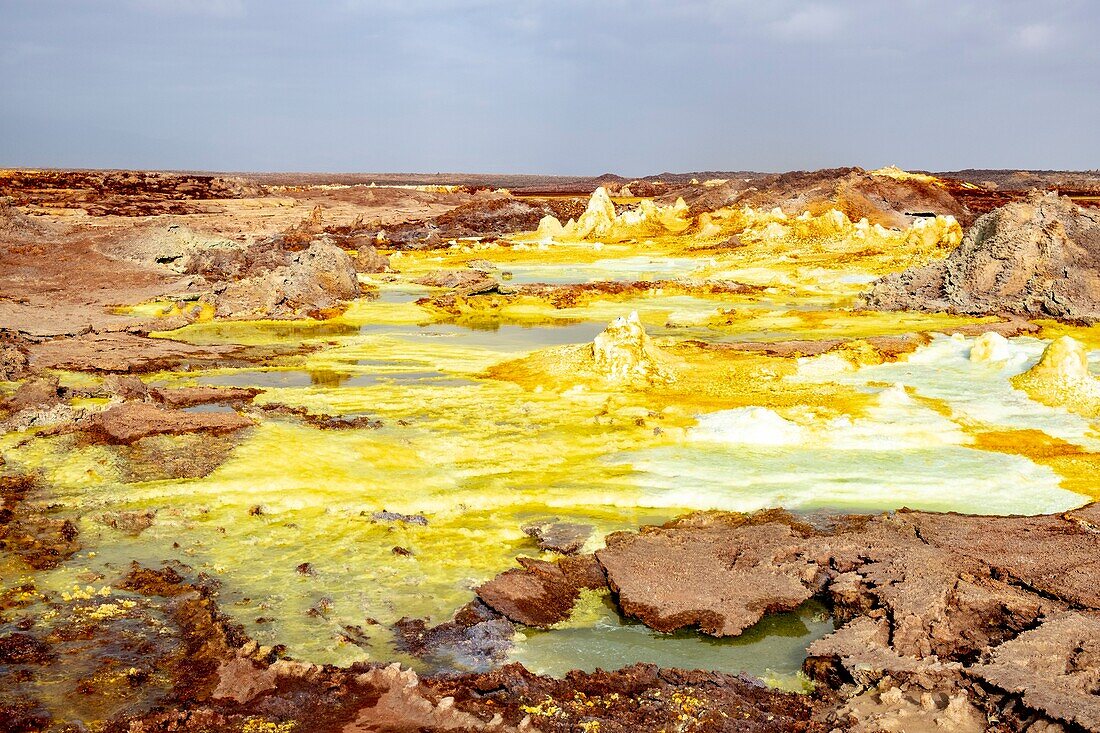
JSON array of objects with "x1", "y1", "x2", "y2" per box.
[{"x1": 1, "y1": 0, "x2": 1097, "y2": 175}]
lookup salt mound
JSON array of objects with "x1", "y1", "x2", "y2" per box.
[
  {"x1": 698, "y1": 205, "x2": 961, "y2": 253},
  {"x1": 687, "y1": 385, "x2": 968, "y2": 451},
  {"x1": 572, "y1": 186, "x2": 618, "y2": 239},
  {"x1": 689, "y1": 407, "x2": 805, "y2": 446},
  {"x1": 865, "y1": 192, "x2": 1100, "y2": 322},
  {"x1": 592, "y1": 311, "x2": 671, "y2": 383},
  {"x1": 1011, "y1": 336, "x2": 1100, "y2": 416},
  {"x1": 822, "y1": 383, "x2": 969, "y2": 450},
  {"x1": 537, "y1": 187, "x2": 691, "y2": 243},
  {"x1": 970, "y1": 332, "x2": 1012, "y2": 363}
]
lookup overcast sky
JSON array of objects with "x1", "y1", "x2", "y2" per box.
[{"x1": 1, "y1": 0, "x2": 1097, "y2": 174}]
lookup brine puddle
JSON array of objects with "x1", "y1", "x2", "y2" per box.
[{"x1": 508, "y1": 595, "x2": 832, "y2": 690}]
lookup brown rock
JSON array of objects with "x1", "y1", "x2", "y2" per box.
[
  {"x1": 0, "y1": 515, "x2": 80, "y2": 571},
  {"x1": 967, "y1": 613, "x2": 1100, "y2": 731},
  {"x1": 428, "y1": 662, "x2": 831, "y2": 733},
  {"x1": 0, "y1": 330, "x2": 30, "y2": 381},
  {"x1": 26, "y1": 331, "x2": 314, "y2": 374},
  {"x1": 258, "y1": 403, "x2": 381, "y2": 430},
  {"x1": 0, "y1": 632, "x2": 54, "y2": 664},
  {"x1": 344, "y1": 664, "x2": 510, "y2": 732},
  {"x1": 213, "y1": 239, "x2": 359, "y2": 319},
  {"x1": 393, "y1": 600, "x2": 514, "y2": 674},
  {"x1": 596, "y1": 514, "x2": 820, "y2": 636},
  {"x1": 0, "y1": 170, "x2": 262, "y2": 216},
  {"x1": 211, "y1": 656, "x2": 278, "y2": 704},
  {"x1": 676, "y1": 167, "x2": 969, "y2": 226},
  {"x1": 355, "y1": 244, "x2": 390, "y2": 273},
  {"x1": 475, "y1": 554, "x2": 606, "y2": 627},
  {"x1": 414, "y1": 269, "x2": 499, "y2": 296},
  {"x1": 118, "y1": 562, "x2": 190, "y2": 597},
  {"x1": 81, "y1": 403, "x2": 253, "y2": 444},
  {"x1": 96, "y1": 509, "x2": 157, "y2": 535},
  {"x1": 183, "y1": 237, "x2": 290, "y2": 281},
  {"x1": 0, "y1": 475, "x2": 80, "y2": 571},
  {"x1": 522, "y1": 520, "x2": 593, "y2": 555},
  {"x1": 375, "y1": 195, "x2": 587, "y2": 249},
  {"x1": 101, "y1": 373, "x2": 151, "y2": 401},
  {"x1": 3, "y1": 375, "x2": 64, "y2": 412},
  {"x1": 152, "y1": 386, "x2": 260, "y2": 408},
  {"x1": 592, "y1": 505, "x2": 1100, "y2": 730},
  {"x1": 865, "y1": 191, "x2": 1100, "y2": 322}
]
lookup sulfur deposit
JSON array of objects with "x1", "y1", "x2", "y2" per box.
[
  {"x1": 969, "y1": 331, "x2": 1012, "y2": 362},
  {"x1": 1011, "y1": 336, "x2": 1100, "y2": 416},
  {"x1": 5, "y1": 168, "x2": 1100, "y2": 733},
  {"x1": 592, "y1": 311, "x2": 673, "y2": 383}
]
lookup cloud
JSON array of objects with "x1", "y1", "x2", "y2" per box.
[
  {"x1": 770, "y1": 3, "x2": 845, "y2": 41},
  {"x1": 1013, "y1": 22, "x2": 1056, "y2": 51}
]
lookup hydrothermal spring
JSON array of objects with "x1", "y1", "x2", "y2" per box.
[{"x1": 3, "y1": 196, "x2": 1100, "y2": 721}]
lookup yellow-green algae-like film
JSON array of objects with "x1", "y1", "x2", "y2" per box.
[{"x1": 4, "y1": 186, "x2": 1098, "y2": 681}]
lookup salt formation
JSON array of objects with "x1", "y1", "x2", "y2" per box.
[
  {"x1": 865, "y1": 192, "x2": 1100, "y2": 321},
  {"x1": 536, "y1": 187, "x2": 691, "y2": 243},
  {"x1": 591, "y1": 311, "x2": 671, "y2": 382},
  {"x1": 688, "y1": 384, "x2": 969, "y2": 452},
  {"x1": 969, "y1": 331, "x2": 1012, "y2": 362},
  {"x1": 698, "y1": 205, "x2": 961, "y2": 249},
  {"x1": 689, "y1": 407, "x2": 805, "y2": 446},
  {"x1": 1011, "y1": 336, "x2": 1100, "y2": 416}
]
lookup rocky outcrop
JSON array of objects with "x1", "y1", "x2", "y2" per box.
[
  {"x1": 0, "y1": 330, "x2": 30, "y2": 382},
  {"x1": 105, "y1": 222, "x2": 361, "y2": 321},
  {"x1": 428, "y1": 663, "x2": 831, "y2": 733},
  {"x1": 112, "y1": 224, "x2": 240, "y2": 273},
  {"x1": 0, "y1": 196, "x2": 45, "y2": 235},
  {"x1": 80, "y1": 403, "x2": 253, "y2": 444},
  {"x1": 597, "y1": 512, "x2": 821, "y2": 637},
  {"x1": 181, "y1": 235, "x2": 291, "y2": 281},
  {"x1": 592, "y1": 505, "x2": 1100, "y2": 731},
  {"x1": 0, "y1": 375, "x2": 76, "y2": 431},
  {"x1": 370, "y1": 195, "x2": 587, "y2": 248},
  {"x1": 210, "y1": 239, "x2": 359, "y2": 319},
  {"x1": 150, "y1": 386, "x2": 261, "y2": 409},
  {"x1": 392, "y1": 600, "x2": 514, "y2": 674},
  {"x1": 967, "y1": 613, "x2": 1100, "y2": 732},
  {"x1": 475, "y1": 555, "x2": 607, "y2": 627},
  {"x1": 26, "y1": 332, "x2": 316, "y2": 373},
  {"x1": 414, "y1": 269, "x2": 500, "y2": 295},
  {"x1": 522, "y1": 520, "x2": 593, "y2": 554},
  {"x1": 672, "y1": 167, "x2": 973, "y2": 227},
  {"x1": 0, "y1": 170, "x2": 263, "y2": 216},
  {"x1": 354, "y1": 243, "x2": 390, "y2": 273},
  {"x1": 864, "y1": 191, "x2": 1100, "y2": 322}
]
